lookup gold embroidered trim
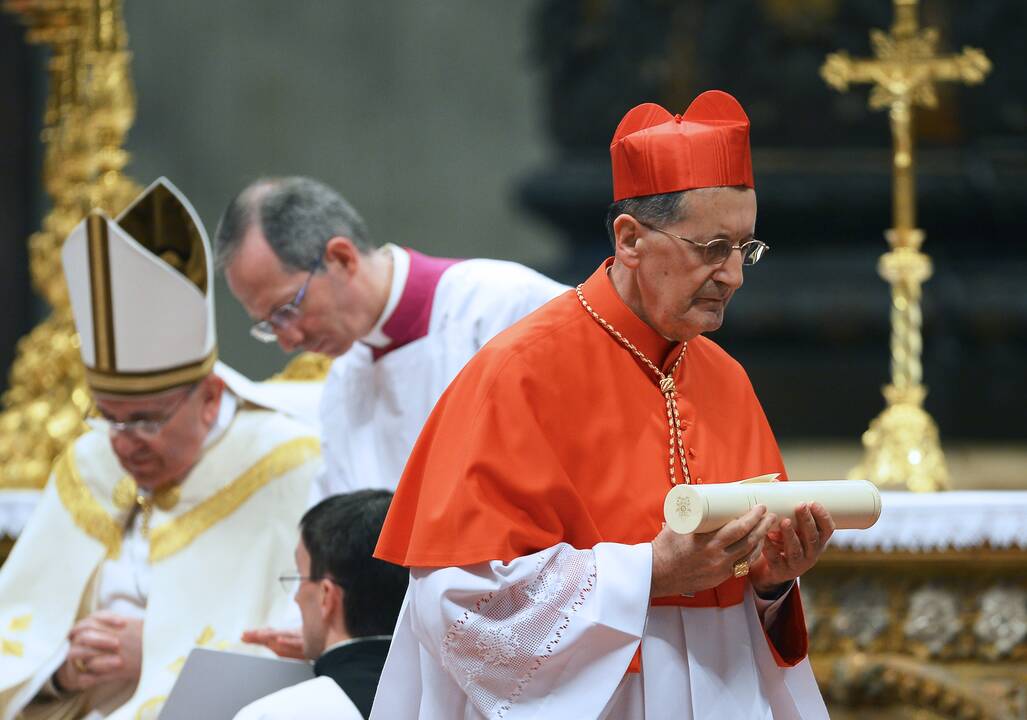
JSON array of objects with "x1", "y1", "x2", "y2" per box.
[
  {"x1": 112, "y1": 476, "x2": 182, "y2": 537},
  {"x1": 54, "y1": 450, "x2": 123, "y2": 559},
  {"x1": 134, "y1": 695, "x2": 167, "y2": 720},
  {"x1": 195, "y1": 625, "x2": 215, "y2": 646},
  {"x1": 112, "y1": 475, "x2": 138, "y2": 511},
  {"x1": 8, "y1": 614, "x2": 31, "y2": 632},
  {"x1": 2, "y1": 613, "x2": 31, "y2": 656},
  {"x1": 87, "y1": 212, "x2": 116, "y2": 372},
  {"x1": 166, "y1": 624, "x2": 233, "y2": 674},
  {"x1": 85, "y1": 350, "x2": 217, "y2": 395},
  {"x1": 148, "y1": 436, "x2": 320, "y2": 563}
]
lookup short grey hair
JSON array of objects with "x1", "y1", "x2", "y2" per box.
[
  {"x1": 604, "y1": 190, "x2": 687, "y2": 248},
  {"x1": 214, "y1": 176, "x2": 375, "y2": 272}
]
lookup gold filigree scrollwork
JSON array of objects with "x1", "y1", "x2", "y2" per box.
[
  {"x1": 974, "y1": 586, "x2": 1027, "y2": 660},
  {"x1": 824, "y1": 653, "x2": 1022, "y2": 720},
  {"x1": 1, "y1": 0, "x2": 141, "y2": 490},
  {"x1": 902, "y1": 585, "x2": 962, "y2": 657},
  {"x1": 805, "y1": 547, "x2": 1027, "y2": 718}
]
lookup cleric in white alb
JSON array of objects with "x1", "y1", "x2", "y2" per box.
[{"x1": 215, "y1": 176, "x2": 567, "y2": 500}]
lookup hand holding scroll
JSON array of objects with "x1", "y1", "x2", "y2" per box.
[
  {"x1": 651, "y1": 504, "x2": 778, "y2": 598},
  {"x1": 662, "y1": 477, "x2": 880, "y2": 595},
  {"x1": 750, "y1": 501, "x2": 836, "y2": 597}
]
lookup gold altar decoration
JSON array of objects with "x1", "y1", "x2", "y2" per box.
[
  {"x1": 806, "y1": 546, "x2": 1027, "y2": 720},
  {"x1": 269, "y1": 352, "x2": 332, "y2": 382},
  {"x1": 0, "y1": 0, "x2": 141, "y2": 491},
  {"x1": 820, "y1": 0, "x2": 990, "y2": 493}
]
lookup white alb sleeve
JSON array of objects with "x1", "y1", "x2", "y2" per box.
[
  {"x1": 471, "y1": 264, "x2": 568, "y2": 349},
  {"x1": 409, "y1": 541, "x2": 651, "y2": 719}
]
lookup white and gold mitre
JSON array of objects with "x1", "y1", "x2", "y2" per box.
[{"x1": 62, "y1": 177, "x2": 217, "y2": 395}]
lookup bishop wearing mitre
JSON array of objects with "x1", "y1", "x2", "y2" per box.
[
  {"x1": 0, "y1": 179, "x2": 322, "y2": 719},
  {"x1": 372, "y1": 92, "x2": 833, "y2": 718}
]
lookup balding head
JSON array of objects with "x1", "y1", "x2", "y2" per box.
[{"x1": 214, "y1": 176, "x2": 374, "y2": 273}]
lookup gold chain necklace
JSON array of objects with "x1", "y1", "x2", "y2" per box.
[{"x1": 575, "y1": 285, "x2": 692, "y2": 487}]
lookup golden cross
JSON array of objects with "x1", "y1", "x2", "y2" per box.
[
  {"x1": 819, "y1": 0, "x2": 991, "y2": 492},
  {"x1": 821, "y1": 0, "x2": 990, "y2": 235}
]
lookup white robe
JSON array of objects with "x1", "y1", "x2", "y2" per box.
[
  {"x1": 233, "y1": 676, "x2": 363, "y2": 720},
  {"x1": 0, "y1": 408, "x2": 321, "y2": 720},
  {"x1": 371, "y1": 543, "x2": 828, "y2": 720},
  {"x1": 314, "y1": 256, "x2": 566, "y2": 499}
]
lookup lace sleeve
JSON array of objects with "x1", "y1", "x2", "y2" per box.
[{"x1": 420, "y1": 544, "x2": 596, "y2": 719}]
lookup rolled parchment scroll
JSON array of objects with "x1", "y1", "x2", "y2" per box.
[{"x1": 663, "y1": 475, "x2": 882, "y2": 534}]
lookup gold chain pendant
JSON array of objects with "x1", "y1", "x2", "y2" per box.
[
  {"x1": 575, "y1": 286, "x2": 692, "y2": 486},
  {"x1": 111, "y1": 476, "x2": 182, "y2": 537}
]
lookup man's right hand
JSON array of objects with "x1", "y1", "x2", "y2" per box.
[
  {"x1": 54, "y1": 611, "x2": 131, "y2": 692},
  {"x1": 240, "y1": 627, "x2": 305, "y2": 659},
  {"x1": 650, "y1": 504, "x2": 777, "y2": 598}
]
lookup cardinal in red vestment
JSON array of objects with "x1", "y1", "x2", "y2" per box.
[{"x1": 372, "y1": 90, "x2": 834, "y2": 720}]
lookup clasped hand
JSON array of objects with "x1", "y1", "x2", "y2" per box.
[
  {"x1": 650, "y1": 502, "x2": 835, "y2": 598},
  {"x1": 55, "y1": 611, "x2": 143, "y2": 693}
]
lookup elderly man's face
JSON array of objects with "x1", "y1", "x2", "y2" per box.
[
  {"x1": 95, "y1": 375, "x2": 222, "y2": 492},
  {"x1": 627, "y1": 187, "x2": 755, "y2": 342},
  {"x1": 224, "y1": 226, "x2": 372, "y2": 358}
]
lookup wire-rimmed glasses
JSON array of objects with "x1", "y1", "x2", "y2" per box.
[
  {"x1": 277, "y1": 573, "x2": 313, "y2": 595},
  {"x1": 640, "y1": 222, "x2": 769, "y2": 266},
  {"x1": 250, "y1": 265, "x2": 319, "y2": 343},
  {"x1": 84, "y1": 385, "x2": 196, "y2": 437},
  {"x1": 277, "y1": 572, "x2": 342, "y2": 594}
]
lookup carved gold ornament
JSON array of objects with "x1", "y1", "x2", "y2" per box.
[
  {"x1": 902, "y1": 585, "x2": 962, "y2": 656},
  {"x1": 831, "y1": 580, "x2": 890, "y2": 648},
  {"x1": 1, "y1": 0, "x2": 142, "y2": 490},
  {"x1": 974, "y1": 586, "x2": 1027, "y2": 659}
]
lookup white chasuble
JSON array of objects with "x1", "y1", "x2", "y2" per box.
[
  {"x1": 371, "y1": 543, "x2": 828, "y2": 720},
  {"x1": 0, "y1": 409, "x2": 321, "y2": 720},
  {"x1": 316, "y1": 256, "x2": 566, "y2": 499}
]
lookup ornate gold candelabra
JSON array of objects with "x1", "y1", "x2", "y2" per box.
[
  {"x1": 820, "y1": 0, "x2": 990, "y2": 492},
  {"x1": 1, "y1": 0, "x2": 140, "y2": 490}
]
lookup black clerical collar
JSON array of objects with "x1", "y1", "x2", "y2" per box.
[{"x1": 314, "y1": 636, "x2": 391, "y2": 719}]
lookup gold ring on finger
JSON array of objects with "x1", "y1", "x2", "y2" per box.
[
  {"x1": 74, "y1": 657, "x2": 88, "y2": 673},
  {"x1": 732, "y1": 559, "x2": 750, "y2": 578}
]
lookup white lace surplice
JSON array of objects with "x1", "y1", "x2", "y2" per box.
[{"x1": 371, "y1": 543, "x2": 827, "y2": 720}]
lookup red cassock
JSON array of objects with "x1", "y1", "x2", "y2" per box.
[{"x1": 376, "y1": 258, "x2": 808, "y2": 670}]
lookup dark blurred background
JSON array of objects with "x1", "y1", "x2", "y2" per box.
[{"x1": 3, "y1": 0, "x2": 1025, "y2": 443}]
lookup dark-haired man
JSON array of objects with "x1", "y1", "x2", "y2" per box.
[{"x1": 235, "y1": 490, "x2": 406, "y2": 720}]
